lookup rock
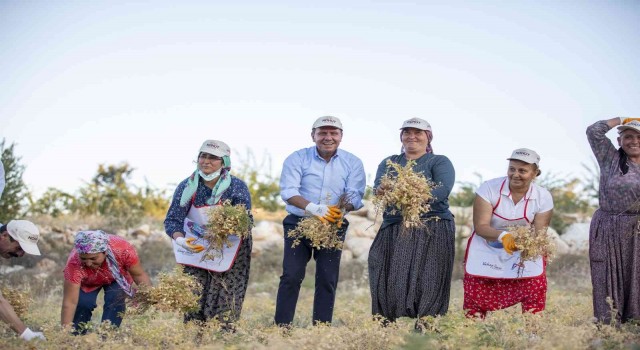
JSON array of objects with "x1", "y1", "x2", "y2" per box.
[
  {"x1": 455, "y1": 225, "x2": 472, "y2": 239},
  {"x1": 341, "y1": 249, "x2": 353, "y2": 263},
  {"x1": 130, "y1": 224, "x2": 151, "y2": 238},
  {"x1": 344, "y1": 237, "x2": 373, "y2": 259},
  {"x1": 251, "y1": 221, "x2": 284, "y2": 255},
  {"x1": 35, "y1": 258, "x2": 58, "y2": 273},
  {"x1": 547, "y1": 227, "x2": 570, "y2": 255},
  {"x1": 350, "y1": 200, "x2": 372, "y2": 218},
  {"x1": 561, "y1": 222, "x2": 591, "y2": 253},
  {"x1": 450, "y1": 206, "x2": 473, "y2": 224},
  {"x1": 252, "y1": 221, "x2": 284, "y2": 240},
  {"x1": 0, "y1": 265, "x2": 25, "y2": 275},
  {"x1": 345, "y1": 215, "x2": 378, "y2": 239}
]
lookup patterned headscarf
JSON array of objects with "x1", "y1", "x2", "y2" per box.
[
  {"x1": 179, "y1": 155, "x2": 232, "y2": 207},
  {"x1": 74, "y1": 230, "x2": 134, "y2": 297}
]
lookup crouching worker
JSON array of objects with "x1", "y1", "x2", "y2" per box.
[
  {"x1": 61, "y1": 230, "x2": 151, "y2": 334},
  {"x1": 0, "y1": 220, "x2": 46, "y2": 341}
]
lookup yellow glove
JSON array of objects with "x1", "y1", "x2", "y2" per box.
[
  {"x1": 499, "y1": 232, "x2": 517, "y2": 255},
  {"x1": 622, "y1": 118, "x2": 640, "y2": 124},
  {"x1": 185, "y1": 238, "x2": 206, "y2": 253},
  {"x1": 323, "y1": 205, "x2": 343, "y2": 223}
]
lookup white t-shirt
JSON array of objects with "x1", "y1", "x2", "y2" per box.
[{"x1": 476, "y1": 176, "x2": 553, "y2": 230}]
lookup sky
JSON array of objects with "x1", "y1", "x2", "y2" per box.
[{"x1": 1, "y1": 0, "x2": 639, "y2": 197}]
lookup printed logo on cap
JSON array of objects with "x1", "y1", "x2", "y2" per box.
[
  {"x1": 321, "y1": 118, "x2": 338, "y2": 124},
  {"x1": 514, "y1": 151, "x2": 531, "y2": 156}
]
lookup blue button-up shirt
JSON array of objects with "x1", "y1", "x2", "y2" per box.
[{"x1": 280, "y1": 146, "x2": 366, "y2": 217}]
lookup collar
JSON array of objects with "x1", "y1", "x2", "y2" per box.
[
  {"x1": 313, "y1": 147, "x2": 340, "y2": 161},
  {"x1": 500, "y1": 177, "x2": 538, "y2": 200}
]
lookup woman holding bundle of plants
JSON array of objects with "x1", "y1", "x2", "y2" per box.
[
  {"x1": 368, "y1": 117, "x2": 456, "y2": 331},
  {"x1": 61, "y1": 230, "x2": 152, "y2": 334},
  {"x1": 164, "y1": 139, "x2": 252, "y2": 331},
  {"x1": 587, "y1": 117, "x2": 640, "y2": 324},
  {"x1": 463, "y1": 148, "x2": 553, "y2": 318}
]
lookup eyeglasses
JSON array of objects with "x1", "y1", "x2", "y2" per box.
[{"x1": 198, "y1": 153, "x2": 222, "y2": 161}]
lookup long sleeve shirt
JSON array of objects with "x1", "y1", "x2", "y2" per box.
[{"x1": 280, "y1": 146, "x2": 366, "y2": 217}]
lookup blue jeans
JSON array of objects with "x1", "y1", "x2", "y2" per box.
[
  {"x1": 274, "y1": 214, "x2": 348, "y2": 326},
  {"x1": 73, "y1": 281, "x2": 127, "y2": 334}
]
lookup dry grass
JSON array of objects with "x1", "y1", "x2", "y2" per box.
[
  {"x1": 128, "y1": 266, "x2": 201, "y2": 314},
  {"x1": 373, "y1": 159, "x2": 434, "y2": 229},
  {"x1": 1, "y1": 287, "x2": 31, "y2": 318}
]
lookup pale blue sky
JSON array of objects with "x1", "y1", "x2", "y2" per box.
[{"x1": 1, "y1": 0, "x2": 639, "y2": 196}]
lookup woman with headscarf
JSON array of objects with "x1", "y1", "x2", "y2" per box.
[
  {"x1": 587, "y1": 117, "x2": 640, "y2": 324},
  {"x1": 61, "y1": 230, "x2": 151, "y2": 333},
  {"x1": 368, "y1": 117, "x2": 456, "y2": 331},
  {"x1": 164, "y1": 140, "x2": 252, "y2": 331},
  {"x1": 463, "y1": 148, "x2": 553, "y2": 318}
]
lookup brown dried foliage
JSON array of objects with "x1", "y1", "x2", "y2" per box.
[
  {"x1": 508, "y1": 225, "x2": 556, "y2": 263},
  {"x1": 373, "y1": 159, "x2": 434, "y2": 228},
  {"x1": 129, "y1": 266, "x2": 201, "y2": 314},
  {"x1": 1, "y1": 287, "x2": 31, "y2": 318}
]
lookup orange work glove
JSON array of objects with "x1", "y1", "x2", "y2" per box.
[
  {"x1": 498, "y1": 231, "x2": 517, "y2": 255},
  {"x1": 323, "y1": 205, "x2": 343, "y2": 223},
  {"x1": 176, "y1": 237, "x2": 205, "y2": 253}
]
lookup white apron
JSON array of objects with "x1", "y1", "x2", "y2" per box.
[
  {"x1": 172, "y1": 198, "x2": 243, "y2": 272},
  {"x1": 464, "y1": 179, "x2": 544, "y2": 279}
]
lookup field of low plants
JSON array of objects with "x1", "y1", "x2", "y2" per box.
[{"x1": 1, "y1": 242, "x2": 639, "y2": 350}]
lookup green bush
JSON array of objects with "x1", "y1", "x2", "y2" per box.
[{"x1": 0, "y1": 139, "x2": 28, "y2": 223}]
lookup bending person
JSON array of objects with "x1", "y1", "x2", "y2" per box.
[
  {"x1": 0, "y1": 220, "x2": 45, "y2": 341},
  {"x1": 61, "y1": 230, "x2": 151, "y2": 333}
]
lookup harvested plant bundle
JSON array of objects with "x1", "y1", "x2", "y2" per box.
[
  {"x1": 508, "y1": 226, "x2": 556, "y2": 263},
  {"x1": 373, "y1": 159, "x2": 434, "y2": 228},
  {"x1": 287, "y1": 194, "x2": 352, "y2": 250},
  {"x1": 203, "y1": 200, "x2": 252, "y2": 258},
  {"x1": 1, "y1": 287, "x2": 31, "y2": 318},
  {"x1": 130, "y1": 266, "x2": 201, "y2": 314},
  {"x1": 288, "y1": 217, "x2": 343, "y2": 250}
]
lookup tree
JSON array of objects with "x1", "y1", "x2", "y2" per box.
[
  {"x1": 0, "y1": 139, "x2": 28, "y2": 223},
  {"x1": 449, "y1": 173, "x2": 483, "y2": 207},
  {"x1": 537, "y1": 173, "x2": 594, "y2": 234},
  {"x1": 28, "y1": 188, "x2": 76, "y2": 218},
  {"x1": 73, "y1": 163, "x2": 169, "y2": 229},
  {"x1": 233, "y1": 149, "x2": 283, "y2": 211}
]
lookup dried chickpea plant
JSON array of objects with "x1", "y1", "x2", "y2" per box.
[
  {"x1": 508, "y1": 226, "x2": 556, "y2": 264},
  {"x1": 129, "y1": 266, "x2": 201, "y2": 314},
  {"x1": 1, "y1": 287, "x2": 31, "y2": 318},
  {"x1": 287, "y1": 193, "x2": 354, "y2": 250},
  {"x1": 202, "y1": 200, "x2": 252, "y2": 260},
  {"x1": 373, "y1": 159, "x2": 435, "y2": 229}
]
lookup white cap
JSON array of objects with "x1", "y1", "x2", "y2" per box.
[
  {"x1": 199, "y1": 140, "x2": 230, "y2": 157},
  {"x1": 312, "y1": 116, "x2": 343, "y2": 130},
  {"x1": 400, "y1": 117, "x2": 431, "y2": 131},
  {"x1": 618, "y1": 120, "x2": 640, "y2": 134},
  {"x1": 6, "y1": 220, "x2": 41, "y2": 256},
  {"x1": 507, "y1": 148, "x2": 540, "y2": 166}
]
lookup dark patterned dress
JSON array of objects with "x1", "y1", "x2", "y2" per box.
[
  {"x1": 368, "y1": 153, "x2": 456, "y2": 320},
  {"x1": 587, "y1": 121, "x2": 640, "y2": 323},
  {"x1": 165, "y1": 175, "x2": 253, "y2": 324}
]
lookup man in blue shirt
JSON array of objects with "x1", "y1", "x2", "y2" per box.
[{"x1": 275, "y1": 116, "x2": 366, "y2": 327}]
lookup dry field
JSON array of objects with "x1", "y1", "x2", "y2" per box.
[{"x1": 1, "y1": 240, "x2": 639, "y2": 349}]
